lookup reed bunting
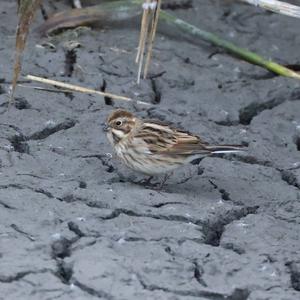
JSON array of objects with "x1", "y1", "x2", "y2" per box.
[{"x1": 104, "y1": 109, "x2": 245, "y2": 176}]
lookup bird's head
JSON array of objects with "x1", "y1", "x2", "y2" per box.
[{"x1": 104, "y1": 109, "x2": 137, "y2": 144}]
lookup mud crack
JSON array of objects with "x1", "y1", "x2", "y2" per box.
[
  {"x1": 0, "y1": 271, "x2": 33, "y2": 283},
  {"x1": 286, "y1": 261, "x2": 300, "y2": 291},
  {"x1": 239, "y1": 88, "x2": 300, "y2": 125},
  {"x1": 99, "y1": 208, "x2": 199, "y2": 225},
  {"x1": 202, "y1": 206, "x2": 259, "y2": 247},
  {"x1": 0, "y1": 269, "x2": 50, "y2": 283},
  {"x1": 137, "y1": 273, "x2": 249, "y2": 299},
  {"x1": 55, "y1": 260, "x2": 73, "y2": 284},
  {"x1": 51, "y1": 236, "x2": 76, "y2": 285},
  {"x1": 28, "y1": 119, "x2": 77, "y2": 140},
  {"x1": 227, "y1": 154, "x2": 273, "y2": 168},
  {"x1": 150, "y1": 201, "x2": 186, "y2": 208},
  {"x1": 57, "y1": 193, "x2": 110, "y2": 209},
  {"x1": 100, "y1": 79, "x2": 113, "y2": 105},
  {"x1": 0, "y1": 97, "x2": 31, "y2": 110},
  {"x1": 193, "y1": 261, "x2": 207, "y2": 287},
  {"x1": 294, "y1": 136, "x2": 300, "y2": 151},
  {"x1": 0, "y1": 183, "x2": 54, "y2": 199},
  {"x1": 51, "y1": 237, "x2": 73, "y2": 259},
  {"x1": 0, "y1": 200, "x2": 16, "y2": 209},
  {"x1": 239, "y1": 98, "x2": 283, "y2": 125},
  {"x1": 68, "y1": 221, "x2": 85, "y2": 238},
  {"x1": 10, "y1": 224, "x2": 35, "y2": 241},
  {"x1": 9, "y1": 133, "x2": 30, "y2": 154},
  {"x1": 280, "y1": 170, "x2": 300, "y2": 190},
  {"x1": 97, "y1": 65, "x2": 128, "y2": 78},
  {"x1": 64, "y1": 49, "x2": 77, "y2": 77},
  {"x1": 150, "y1": 78, "x2": 162, "y2": 104},
  {"x1": 78, "y1": 153, "x2": 115, "y2": 173},
  {"x1": 74, "y1": 280, "x2": 115, "y2": 299},
  {"x1": 209, "y1": 180, "x2": 232, "y2": 202}
]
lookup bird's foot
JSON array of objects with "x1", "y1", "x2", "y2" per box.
[
  {"x1": 136, "y1": 176, "x2": 154, "y2": 186},
  {"x1": 144, "y1": 173, "x2": 173, "y2": 190},
  {"x1": 133, "y1": 173, "x2": 173, "y2": 190},
  {"x1": 176, "y1": 169, "x2": 194, "y2": 185}
]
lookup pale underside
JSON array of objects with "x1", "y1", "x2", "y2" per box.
[{"x1": 114, "y1": 141, "x2": 202, "y2": 175}]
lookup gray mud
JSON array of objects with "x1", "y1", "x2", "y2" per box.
[{"x1": 0, "y1": 0, "x2": 300, "y2": 299}]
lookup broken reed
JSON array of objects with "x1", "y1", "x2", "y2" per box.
[{"x1": 136, "y1": 0, "x2": 161, "y2": 83}]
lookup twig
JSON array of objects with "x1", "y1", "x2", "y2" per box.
[
  {"x1": 143, "y1": 0, "x2": 161, "y2": 79},
  {"x1": 137, "y1": 2, "x2": 151, "y2": 83},
  {"x1": 25, "y1": 75, "x2": 150, "y2": 105},
  {"x1": 136, "y1": 0, "x2": 150, "y2": 63},
  {"x1": 18, "y1": 84, "x2": 73, "y2": 93},
  {"x1": 241, "y1": 0, "x2": 300, "y2": 18},
  {"x1": 136, "y1": 0, "x2": 161, "y2": 83}
]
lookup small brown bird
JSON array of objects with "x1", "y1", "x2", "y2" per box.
[{"x1": 105, "y1": 109, "x2": 245, "y2": 176}]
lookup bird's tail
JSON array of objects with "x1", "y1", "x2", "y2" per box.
[{"x1": 205, "y1": 144, "x2": 246, "y2": 154}]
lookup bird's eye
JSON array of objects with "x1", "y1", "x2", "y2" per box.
[{"x1": 116, "y1": 120, "x2": 122, "y2": 126}]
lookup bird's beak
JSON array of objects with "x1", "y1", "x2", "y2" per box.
[{"x1": 103, "y1": 123, "x2": 110, "y2": 132}]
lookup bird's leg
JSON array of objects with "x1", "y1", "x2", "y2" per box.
[
  {"x1": 136, "y1": 173, "x2": 172, "y2": 190},
  {"x1": 144, "y1": 175, "x2": 154, "y2": 185},
  {"x1": 136, "y1": 176, "x2": 154, "y2": 186},
  {"x1": 176, "y1": 168, "x2": 194, "y2": 185},
  {"x1": 156, "y1": 172, "x2": 173, "y2": 189}
]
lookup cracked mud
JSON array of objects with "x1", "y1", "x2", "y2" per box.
[{"x1": 0, "y1": 1, "x2": 300, "y2": 299}]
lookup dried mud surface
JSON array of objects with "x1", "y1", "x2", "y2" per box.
[{"x1": 0, "y1": 1, "x2": 300, "y2": 299}]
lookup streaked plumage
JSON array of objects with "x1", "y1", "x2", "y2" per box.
[{"x1": 105, "y1": 109, "x2": 245, "y2": 175}]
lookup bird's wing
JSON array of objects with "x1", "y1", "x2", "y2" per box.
[{"x1": 134, "y1": 121, "x2": 210, "y2": 155}]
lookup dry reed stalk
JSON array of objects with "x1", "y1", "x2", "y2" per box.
[
  {"x1": 137, "y1": 2, "x2": 151, "y2": 83},
  {"x1": 143, "y1": 0, "x2": 161, "y2": 79},
  {"x1": 11, "y1": 0, "x2": 42, "y2": 103},
  {"x1": 241, "y1": 0, "x2": 300, "y2": 18},
  {"x1": 73, "y1": 0, "x2": 82, "y2": 9},
  {"x1": 25, "y1": 75, "x2": 150, "y2": 105},
  {"x1": 136, "y1": 0, "x2": 161, "y2": 83},
  {"x1": 136, "y1": 0, "x2": 151, "y2": 63}
]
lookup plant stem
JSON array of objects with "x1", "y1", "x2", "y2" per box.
[{"x1": 159, "y1": 10, "x2": 300, "y2": 79}]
